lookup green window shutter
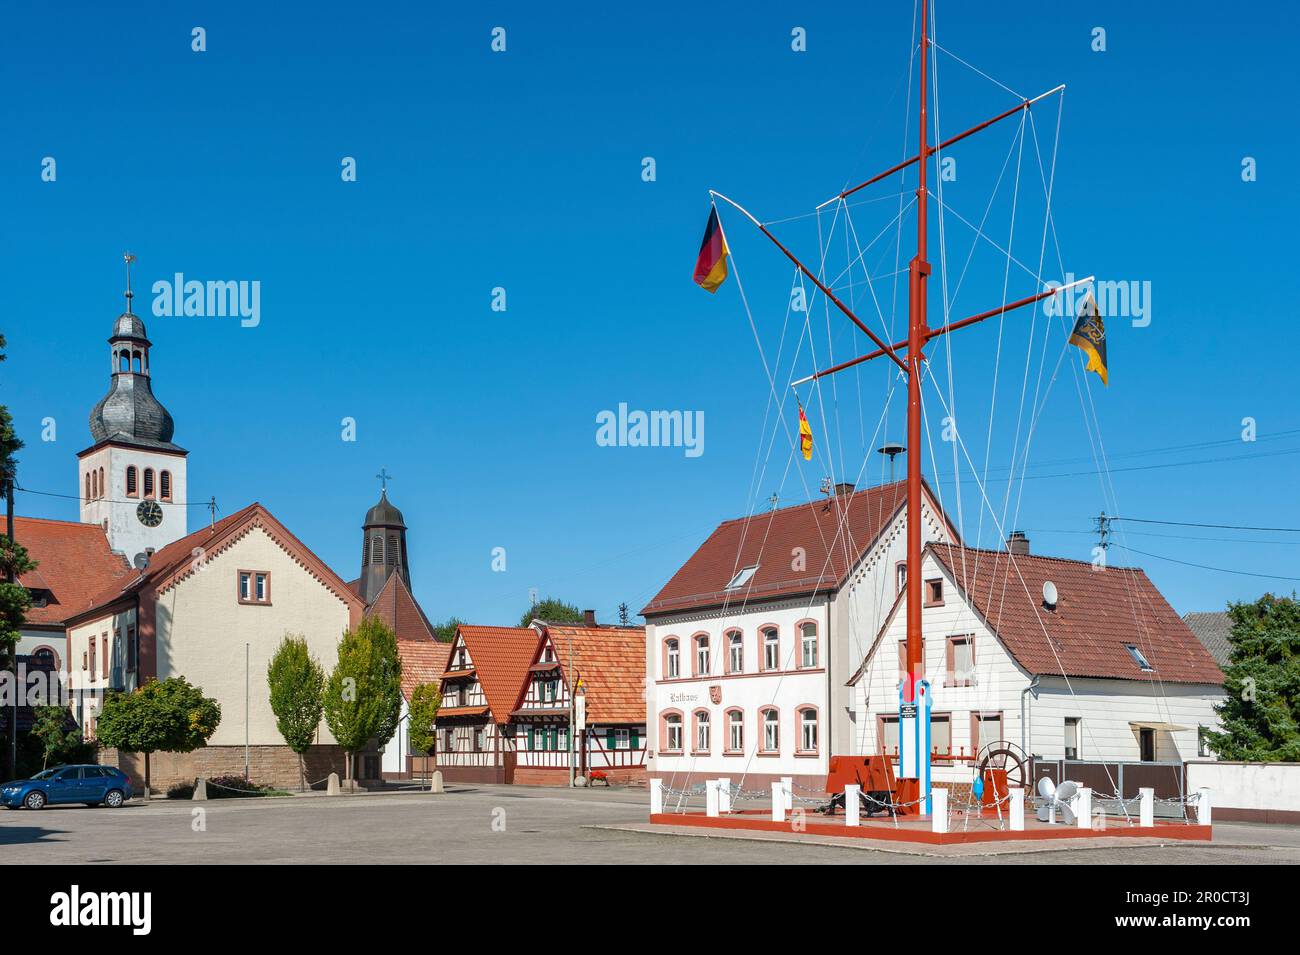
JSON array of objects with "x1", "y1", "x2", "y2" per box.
[
  {"x1": 527, "y1": 726, "x2": 535, "y2": 750},
  {"x1": 607, "y1": 727, "x2": 616, "y2": 751},
  {"x1": 630, "y1": 727, "x2": 639, "y2": 749}
]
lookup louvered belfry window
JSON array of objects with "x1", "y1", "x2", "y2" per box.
[{"x1": 387, "y1": 533, "x2": 399, "y2": 565}]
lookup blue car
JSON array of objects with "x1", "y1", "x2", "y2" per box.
[{"x1": 1, "y1": 764, "x2": 133, "y2": 810}]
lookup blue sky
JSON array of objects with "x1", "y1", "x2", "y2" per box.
[{"x1": 3, "y1": 0, "x2": 1297, "y2": 625}]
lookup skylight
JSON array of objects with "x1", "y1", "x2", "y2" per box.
[
  {"x1": 1124, "y1": 644, "x2": 1154, "y2": 672},
  {"x1": 725, "y1": 565, "x2": 759, "y2": 590}
]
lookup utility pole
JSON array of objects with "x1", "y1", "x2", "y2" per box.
[{"x1": 1094, "y1": 511, "x2": 1112, "y2": 552}]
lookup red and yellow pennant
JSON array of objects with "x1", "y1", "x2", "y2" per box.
[
  {"x1": 693, "y1": 207, "x2": 729, "y2": 292},
  {"x1": 798, "y1": 404, "x2": 813, "y2": 461}
]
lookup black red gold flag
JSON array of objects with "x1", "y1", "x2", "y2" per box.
[{"x1": 693, "y1": 207, "x2": 729, "y2": 292}]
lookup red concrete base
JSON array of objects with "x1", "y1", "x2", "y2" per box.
[{"x1": 648, "y1": 810, "x2": 1212, "y2": 846}]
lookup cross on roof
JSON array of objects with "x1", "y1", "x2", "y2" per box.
[{"x1": 376, "y1": 467, "x2": 393, "y2": 492}]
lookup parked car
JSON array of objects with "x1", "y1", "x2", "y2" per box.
[{"x1": 0, "y1": 764, "x2": 133, "y2": 810}]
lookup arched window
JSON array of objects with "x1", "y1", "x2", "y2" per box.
[
  {"x1": 693, "y1": 633, "x2": 709, "y2": 676},
  {"x1": 91, "y1": 470, "x2": 98, "y2": 499},
  {"x1": 126, "y1": 466, "x2": 138, "y2": 497},
  {"x1": 760, "y1": 707, "x2": 780, "y2": 753},
  {"x1": 118, "y1": 351, "x2": 130, "y2": 373},
  {"x1": 160, "y1": 470, "x2": 172, "y2": 501},
  {"x1": 362, "y1": 537, "x2": 370, "y2": 565},
  {"x1": 762, "y1": 627, "x2": 780, "y2": 671},
  {"x1": 31, "y1": 646, "x2": 58, "y2": 669},
  {"x1": 387, "y1": 533, "x2": 399, "y2": 565},
  {"x1": 800, "y1": 621, "x2": 818, "y2": 668},
  {"x1": 664, "y1": 638, "x2": 680, "y2": 679},
  {"x1": 661, "y1": 711, "x2": 683, "y2": 753},
  {"x1": 132, "y1": 351, "x2": 142, "y2": 373},
  {"x1": 371, "y1": 534, "x2": 384, "y2": 564},
  {"x1": 85, "y1": 473, "x2": 91, "y2": 502},
  {"x1": 797, "y1": 706, "x2": 819, "y2": 754},
  {"x1": 98, "y1": 467, "x2": 104, "y2": 498},
  {"x1": 143, "y1": 468, "x2": 155, "y2": 499},
  {"x1": 725, "y1": 708, "x2": 744, "y2": 753},
  {"x1": 693, "y1": 709, "x2": 710, "y2": 753},
  {"x1": 726, "y1": 629, "x2": 743, "y2": 673}
]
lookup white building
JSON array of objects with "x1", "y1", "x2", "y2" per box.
[
  {"x1": 848, "y1": 539, "x2": 1225, "y2": 786},
  {"x1": 642, "y1": 480, "x2": 954, "y2": 791}
]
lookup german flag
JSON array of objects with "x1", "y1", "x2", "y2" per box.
[
  {"x1": 798, "y1": 404, "x2": 813, "y2": 460},
  {"x1": 693, "y1": 207, "x2": 729, "y2": 292},
  {"x1": 1068, "y1": 291, "x2": 1108, "y2": 386}
]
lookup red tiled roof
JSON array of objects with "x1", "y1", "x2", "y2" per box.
[
  {"x1": 450, "y1": 625, "x2": 540, "y2": 721},
  {"x1": 396, "y1": 640, "x2": 447, "y2": 701},
  {"x1": 68, "y1": 504, "x2": 365, "y2": 622},
  {"x1": 539, "y1": 624, "x2": 646, "y2": 724},
  {"x1": 364, "y1": 573, "x2": 448, "y2": 700},
  {"x1": 642, "y1": 480, "x2": 949, "y2": 616},
  {"x1": 14, "y1": 516, "x2": 135, "y2": 626},
  {"x1": 928, "y1": 542, "x2": 1223, "y2": 685}
]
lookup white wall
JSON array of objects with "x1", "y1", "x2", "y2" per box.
[
  {"x1": 1185, "y1": 761, "x2": 1300, "y2": 814},
  {"x1": 79, "y1": 444, "x2": 188, "y2": 562}
]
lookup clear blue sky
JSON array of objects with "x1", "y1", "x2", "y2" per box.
[{"x1": 3, "y1": 1, "x2": 1297, "y2": 625}]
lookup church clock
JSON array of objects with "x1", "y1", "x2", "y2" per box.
[{"x1": 136, "y1": 499, "x2": 163, "y2": 527}]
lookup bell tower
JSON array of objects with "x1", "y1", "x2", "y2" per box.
[
  {"x1": 358, "y1": 470, "x2": 410, "y2": 605},
  {"x1": 79, "y1": 254, "x2": 188, "y2": 565}
]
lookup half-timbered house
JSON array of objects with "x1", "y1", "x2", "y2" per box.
[
  {"x1": 436, "y1": 624, "x2": 538, "y2": 783},
  {"x1": 511, "y1": 618, "x2": 647, "y2": 785}
]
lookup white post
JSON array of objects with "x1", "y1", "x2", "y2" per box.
[
  {"x1": 705, "y1": 779, "x2": 720, "y2": 817},
  {"x1": 718, "y1": 777, "x2": 732, "y2": 813},
  {"x1": 1009, "y1": 789, "x2": 1024, "y2": 831},
  {"x1": 931, "y1": 788, "x2": 949, "y2": 833},
  {"x1": 1197, "y1": 787, "x2": 1212, "y2": 826},
  {"x1": 1075, "y1": 787, "x2": 1092, "y2": 829},
  {"x1": 1139, "y1": 787, "x2": 1154, "y2": 827},
  {"x1": 782, "y1": 775, "x2": 793, "y2": 811},
  {"x1": 845, "y1": 784, "x2": 861, "y2": 827},
  {"x1": 771, "y1": 781, "x2": 786, "y2": 823},
  {"x1": 649, "y1": 778, "x2": 663, "y2": 816}
]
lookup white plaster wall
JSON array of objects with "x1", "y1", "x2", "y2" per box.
[
  {"x1": 80, "y1": 446, "x2": 188, "y2": 560},
  {"x1": 1185, "y1": 761, "x2": 1300, "y2": 812},
  {"x1": 157, "y1": 526, "x2": 350, "y2": 747}
]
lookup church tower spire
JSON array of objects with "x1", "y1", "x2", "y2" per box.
[
  {"x1": 79, "y1": 254, "x2": 188, "y2": 564},
  {"x1": 359, "y1": 470, "x2": 410, "y2": 605}
]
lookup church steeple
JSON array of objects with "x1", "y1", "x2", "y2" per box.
[{"x1": 359, "y1": 471, "x2": 410, "y2": 605}]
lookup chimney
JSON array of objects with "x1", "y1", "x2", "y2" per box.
[
  {"x1": 834, "y1": 482, "x2": 856, "y2": 496},
  {"x1": 1007, "y1": 531, "x2": 1030, "y2": 556},
  {"x1": 583, "y1": 609, "x2": 597, "y2": 627}
]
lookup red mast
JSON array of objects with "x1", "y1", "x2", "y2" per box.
[{"x1": 904, "y1": 0, "x2": 930, "y2": 721}]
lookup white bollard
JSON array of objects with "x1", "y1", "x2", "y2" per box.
[
  {"x1": 649, "y1": 778, "x2": 663, "y2": 815},
  {"x1": 1197, "y1": 787, "x2": 1212, "y2": 826},
  {"x1": 782, "y1": 776, "x2": 793, "y2": 811},
  {"x1": 771, "y1": 781, "x2": 786, "y2": 823},
  {"x1": 845, "y1": 784, "x2": 861, "y2": 827},
  {"x1": 705, "y1": 779, "x2": 720, "y2": 817},
  {"x1": 1009, "y1": 789, "x2": 1024, "y2": 830},
  {"x1": 718, "y1": 777, "x2": 732, "y2": 813},
  {"x1": 326, "y1": 772, "x2": 341, "y2": 796},
  {"x1": 931, "y1": 788, "x2": 949, "y2": 833},
  {"x1": 1139, "y1": 787, "x2": 1154, "y2": 827},
  {"x1": 1075, "y1": 787, "x2": 1092, "y2": 829}
]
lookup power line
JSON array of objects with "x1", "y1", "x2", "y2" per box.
[
  {"x1": 1115, "y1": 516, "x2": 1300, "y2": 534},
  {"x1": 1113, "y1": 543, "x2": 1300, "y2": 585},
  {"x1": 15, "y1": 484, "x2": 211, "y2": 508}
]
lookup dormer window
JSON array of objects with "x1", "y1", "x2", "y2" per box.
[
  {"x1": 1124, "y1": 644, "x2": 1154, "y2": 672},
  {"x1": 725, "y1": 565, "x2": 758, "y2": 590}
]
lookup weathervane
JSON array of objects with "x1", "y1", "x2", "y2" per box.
[{"x1": 123, "y1": 252, "x2": 136, "y2": 312}]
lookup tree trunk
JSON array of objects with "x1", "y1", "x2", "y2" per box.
[
  {"x1": 143, "y1": 751, "x2": 151, "y2": 800},
  {"x1": 298, "y1": 751, "x2": 306, "y2": 792}
]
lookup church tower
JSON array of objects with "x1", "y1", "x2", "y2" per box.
[
  {"x1": 358, "y1": 477, "x2": 410, "y2": 605},
  {"x1": 79, "y1": 255, "x2": 188, "y2": 566}
]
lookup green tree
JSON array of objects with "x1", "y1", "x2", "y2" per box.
[
  {"x1": 0, "y1": 537, "x2": 34, "y2": 668},
  {"x1": 431, "y1": 616, "x2": 464, "y2": 643},
  {"x1": 1206, "y1": 594, "x2": 1300, "y2": 761},
  {"x1": 31, "y1": 704, "x2": 83, "y2": 770},
  {"x1": 266, "y1": 634, "x2": 325, "y2": 790},
  {"x1": 519, "y1": 596, "x2": 583, "y2": 628},
  {"x1": 407, "y1": 682, "x2": 441, "y2": 788},
  {"x1": 96, "y1": 677, "x2": 222, "y2": 795},
  {"x1": 323, "y1": 617, "x2": 402, "y2": 789}
]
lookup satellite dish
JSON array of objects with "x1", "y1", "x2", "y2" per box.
[
  {"x1": 1042, "y1": 580, "x2": 1058, "y2": 610},
  {"x1": 133, "y1": 551, "x2": 150, "y2": 571}
]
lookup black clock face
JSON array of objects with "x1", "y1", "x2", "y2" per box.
[{"x1": 136, "y1": 500, "x2": 163, "y2": 527}]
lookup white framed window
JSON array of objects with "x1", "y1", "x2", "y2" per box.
[
  {"x1": 761, "y1": 709, "x2": 779, "y2": 753},
  {"x1": 239, "y1": 573, "x2": 251, "y2": 601},
  {"x1": 694, "y1": 634, "x2": 709, "y2": 675},
  {"x1": 762, "y1": 628, "x2": 779, "y2": 670},
  {"x1": 665, "y1": 638, "x2": 680, "y2": 678},
  {"x1": 663, "y1": 713, "x2": 683, "y2": 752},
  {"x1": 896, "y1": 562, "x2": 907, "y2": 595},
  {"x1": 800, "y1": 622, "x2": 818, "y2": 668},
  {"x1": 727, "y1": 630, "x2": 743, "y2": 673},
  {"x1": 615, "y1": 727, "x2": 630, "y2": 750},
  {"x1": 727, "y1": 710, "x2": 743, "y2": 752},
  {"x1": 1065, "y1": 717, "x2": 1080, "y2": 760},
  {"x1": 725, "y1": 564, "x2": 758, "y2": 590},
  {"x1": 799, "y1": 708, "x2": 818, "y2": 752},
  {"x1": 694, "y1": 710, "x2": 710, "y2": 752}
]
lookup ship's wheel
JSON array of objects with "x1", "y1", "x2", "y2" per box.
[{"x1": 975, "y1": 741, "x2": 1030, "y2": 791}]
